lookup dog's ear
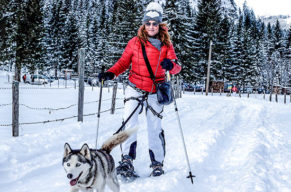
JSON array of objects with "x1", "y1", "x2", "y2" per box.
[
  {"x1": 80, "y1": 143, "x2": 91, "y2": 161},
  {"x1": 64, "y1": 143, "x2": 72, "y2": 157}
]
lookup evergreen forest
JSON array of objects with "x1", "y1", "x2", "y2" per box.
[{"x1": 1, "y1": 0, "x2": 291, "y2": 89}]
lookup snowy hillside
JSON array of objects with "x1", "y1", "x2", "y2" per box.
[
  {"x1": 0, "y1": 70, "x2": 291, "y2": 192},
  {"x1": 260, "y1": 15, "x2": 291, "y2": 29}
]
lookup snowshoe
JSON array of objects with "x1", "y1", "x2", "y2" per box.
[
  {"x1": 116, "y1": 155, "x2": 139, "y2": 182},
  {"x1": 150, "y1": 161, "x2": 164, "y2": 177}
]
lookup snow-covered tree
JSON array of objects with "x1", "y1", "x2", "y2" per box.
[{"x1": 192, "y1": 0, "x2": 222, "y2": 84}]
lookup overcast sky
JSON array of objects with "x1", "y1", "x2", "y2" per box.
[{"x1": 235, "y1": 0, "x2": 291, "y2": 16}]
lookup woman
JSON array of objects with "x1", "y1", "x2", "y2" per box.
[{"x1": 99, "y1": 2, "x2": 181, "y2": 179}]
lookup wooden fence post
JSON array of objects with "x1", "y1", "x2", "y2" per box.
[
  {"x1": 205, "y1": 40, "x2": 212, "y2": 96},
  {"x1": 111, "y1": 82, "x2": 118, "y2": 114},
  {"x1": 12, "y1": 81, "x2": 19, "y2": 137},
  {"x1": 275, "y1": 93, "x2": 278, "y2": 103},
  {"x1": 284, "y1": 92, "x2": 286, "y2": 104},
  {"x1": 78, "y1": 48, "x2": 85, "y2": 122}
]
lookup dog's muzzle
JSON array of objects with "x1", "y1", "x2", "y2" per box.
[{"x1": 69, "y1": 172, "x2": 83, "y2": 186}]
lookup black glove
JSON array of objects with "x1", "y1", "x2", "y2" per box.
[
  {"x1": 160, "y1": 58, "x2": 174, "y2": 71},
  {"x1": 98, "y1": 71, "x2": 115, "y2": 82}
]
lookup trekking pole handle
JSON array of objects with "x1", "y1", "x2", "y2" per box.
[
  {"x1": 101, "y1": 65, "x2": 105, "y2": 81},
  {"x1": 166, "y1": 71, "x2": 171, "y2": 82}
]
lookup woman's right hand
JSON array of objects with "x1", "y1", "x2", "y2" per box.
[{"x1": 98, "y1": 71, "x2": 115, "y2": 82}]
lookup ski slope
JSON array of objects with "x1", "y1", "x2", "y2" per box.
[{"x1": 0, "y1": 71, "x2": 291, "y2": 192}]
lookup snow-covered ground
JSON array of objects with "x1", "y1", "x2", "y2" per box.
[{"x1": 0, "y1": 70, "x2": 291, "y2": 192}]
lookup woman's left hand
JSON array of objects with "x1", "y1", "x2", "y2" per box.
[{"x1": 160, "y1": 58, "x2": 173, "y2": 71}]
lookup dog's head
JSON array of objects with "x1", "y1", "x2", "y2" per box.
[{"x1": 62, "y1": 143, "x2": 92, "y2": 186}]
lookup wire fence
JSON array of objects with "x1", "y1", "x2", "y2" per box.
[
  {"x1": 0, "y1": 107, "x2": 125, "y2": 127},
  {"x1": 0, "y1": 98, "x2": 123, "y2": 111},
  {"x1": 1, "y1": 71, "x2": 290, "y2": 131}
]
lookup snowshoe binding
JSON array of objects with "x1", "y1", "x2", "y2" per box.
[
  {"x1": 150, "y1": 161, "x2": 164, "y2": 177},
  {"x1": 116, "y1": 155, "x2": 139, "y2": 182}
]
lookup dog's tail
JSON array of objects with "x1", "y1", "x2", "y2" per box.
[{"x1": 101, "y1": 127, "x2": 138, "y2": 153}]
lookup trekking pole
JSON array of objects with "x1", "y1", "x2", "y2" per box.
[
  {"x1": 167, "y1": 71, "x2": 195, "y2": 184},
  {"x1": 95, "y1": 66, "x2": 105, "y2": 149}
]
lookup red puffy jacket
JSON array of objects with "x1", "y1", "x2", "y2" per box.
[{"x1": 108, "y1": 36, "x2": 181, "y2": 93}]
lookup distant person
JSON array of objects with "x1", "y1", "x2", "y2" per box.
[
  {"x1": 232, "y1": 85, "x2": 238, "y2": 93},
  {"x1": 22, "y1": 74, "x2": 26, "y2": 83}
]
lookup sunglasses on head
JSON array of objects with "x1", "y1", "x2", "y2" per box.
[{"x1": 145, "y1": 22, "x2": 159, "y2": 27}]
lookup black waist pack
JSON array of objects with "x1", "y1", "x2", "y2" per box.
[{"x1": 140, "y1": 40, "x2": 174, "y2": 105}]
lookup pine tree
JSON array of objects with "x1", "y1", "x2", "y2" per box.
[
  {"x1": 178, "y1": 1, "x2": 196, "y2": 83},
  {"x1": 192, "y1": 0, "x2": 222, "y2": 84},
  {"x1": 109, "y1": 0, "x2": 138, "y2": 67},
  {"x1": 240, "y1": 3, "x2": 258, "y2": 88},
  {"x1": 0, "y1": 0, "x2": 17, "y2": 70},
  {"x1": 273, "y1": 20, "x2": 284, "y2": 85},
  {"x1": 265, "y1": 22, "x2": 277, "y2": 92},
  {"x1": 48, "y1": 0, "x2": 67, "y2": 77},
  {"x1": 256, "y1": 20, "x2": 268, "y2": 87},
  {"x1": 23, "y1": 0, "x2": 45, "y2": 73},
  {"x1": 285, "y1": 26, "x2": 291, "y2": 86},
  {"x1": 62, "y1": 12, "x2": 79, "y2": 71},
  {"x1": 164, "y1": 0, "x2": 178, "y2": 45},
  {"x1": 217, "y1": 15, "x2": 232, "y2": 81},
  {"x1": 14, "y1": 0, "x2": 28, "y2": 81},
  {"x1": 163, "y1": 0, "x2": 194, "y2": 82}
]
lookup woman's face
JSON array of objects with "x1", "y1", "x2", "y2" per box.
[{"x1": 145, "y1": 20, "x2": 159, "y2": 37}]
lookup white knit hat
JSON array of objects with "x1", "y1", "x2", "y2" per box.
[{"x1": 142, "y1": 2, "x2": 163, "y2": 24}]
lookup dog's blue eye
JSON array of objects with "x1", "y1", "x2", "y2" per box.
[
  {"x1": 67, "y1": 163, "x2": 70, "y2": 167},
  {"x1": 76, "y1": 163, "x2": 81, "y2": 167}
]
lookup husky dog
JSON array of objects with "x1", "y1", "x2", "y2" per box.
[{"x1": 63, "y1": 128, "x2": 136, "y2": 192}]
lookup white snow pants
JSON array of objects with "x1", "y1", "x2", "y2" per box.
[{"x1": 121, "y1": 86, "x2": 165, "y2": 164}]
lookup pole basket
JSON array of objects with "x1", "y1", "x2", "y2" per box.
[{"x1": 187, "y1": 171, "x2": 195, "y2": 184}]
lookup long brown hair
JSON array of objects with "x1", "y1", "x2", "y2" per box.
[{"x1": 137, "y1": 23, "x2": 171, "y2": 47}]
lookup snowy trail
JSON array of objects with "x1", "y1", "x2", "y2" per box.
[{"x1": 1, "y1": 72, "x2": 291, "y2": 192}]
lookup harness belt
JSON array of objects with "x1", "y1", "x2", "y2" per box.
[
  {"x1": 124, "y1": 93, "x2": 163, "y2": 120},
  {"x1": 146, "y1": 102, "x2": 163, "y2": 119},
  {"x1": 114, "y1": 83, "x2": 163, "y2": 135},
  {"x1": 128, "y1": 81, "x2": 156, "y2": 95},
  {"x1": 124, "y1": 96, "x2": 145, "y2": 115}
]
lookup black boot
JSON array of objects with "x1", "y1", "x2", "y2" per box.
[
  {"x1": 150, "y1": 161, "x2": 164, "y2": 177},
  {"x1": 116, "y1": 155, "x2": 139, "y2": 181}
]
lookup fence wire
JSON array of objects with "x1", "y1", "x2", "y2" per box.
[
  {"x1": 0, "y1": 98, "x2": 124, "y2": 110},
  {"x1": 0, "y1": 107, "x2": 124, "y2": 127}
]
